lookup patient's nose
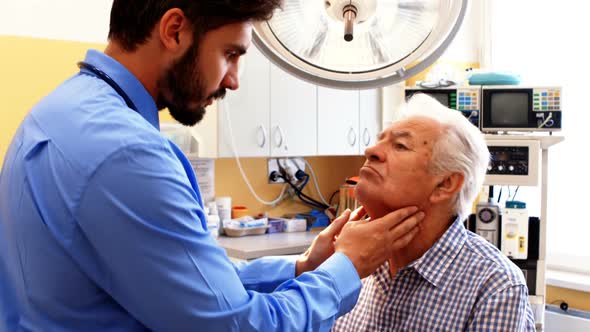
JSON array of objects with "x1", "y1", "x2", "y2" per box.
[{"x1": 364, "y1": 143, "x2": 384, "y2": 162}]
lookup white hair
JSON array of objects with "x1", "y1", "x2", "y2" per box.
[{"x1": 397, "y1": 93, "x2": 490, "y2": 220}]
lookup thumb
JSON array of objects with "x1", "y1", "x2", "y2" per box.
[
  {"x1": 349, "y1": 206, "x2": 367, "y2": 221},
  {"x1": 324, "y1": 209, "x2": 351, "y2": 237}
]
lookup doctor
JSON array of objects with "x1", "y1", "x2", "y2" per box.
[{"x1": 0, "y1": 1, "x2": 425, "y2": 331}]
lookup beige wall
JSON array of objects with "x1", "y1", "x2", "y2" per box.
[
  {"x1": 547, "y1": 286, "x2": 590, "y2": 312},
  {"x1": 0, "y1": 36, "x2": 106, "y2": 165},
  {"x1": 214, "y1": 156, "x2": 365, "y2": 218},
  {"x1": 1, "y1": 35, "x2": 589, "y2": 311}
]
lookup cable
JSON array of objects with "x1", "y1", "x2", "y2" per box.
[
  {"x1": 296, "y1": 193, "x2": 326, "y2": 209},
  {"x1": 277, "y1": 173, "x2": 329, "y2": 209},
  {"x1": 290, "y1": 182, "x2": 326, "y2": 209},
  {"x1": 538, "y1": 112, "x2": 553, "y2": 128},
  {"x1": 280, "y1": 158, "x2": 329, "y2": 208},
  {"x1": 221, "y1": 99, "x2": 287, "y2": 205},
  {"x1": 302, "y1": 159, "x2": 329, "y2": 205},
  {"x1": 512, "y1": 186, "x2": 520, "y2": 201},
  {"x1": 284, "y1": 175, "x2": 328, "y2": 209},
  {"x1": 296, "y1": 174, "x2": 329, "y2": 209},
  {"x1": 296, "y1": 172, "x2": 310, "y2": 191},
  {"x1": 328, "y1": 190, "x2": 339, "y2": 206}
]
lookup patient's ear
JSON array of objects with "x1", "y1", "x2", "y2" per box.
[{"x1": 430, "y1": 172, "x2": 464, "y2": 204}]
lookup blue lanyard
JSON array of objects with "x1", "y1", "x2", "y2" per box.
[{"x1": 77, "y1": 61, "x2": 138, "y2": 113}]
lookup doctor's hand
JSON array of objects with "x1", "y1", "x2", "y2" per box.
[
  {"x1": 295, "y1": 207, "x2": 366, "y2": 276},
  {"x1": 334, "y1": 206, "x2": 424, "y2": 279}
]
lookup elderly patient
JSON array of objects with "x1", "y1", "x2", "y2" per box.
[{"x1": 332, "y1": 94, "x2": 536, "y2": 331}]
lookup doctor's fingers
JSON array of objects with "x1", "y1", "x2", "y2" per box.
[
  {"x1": 349, "y1": 206, "x2": 366, "y2": 221},
  {"x1": 368, "y1": 206, "x2": 420, "y2": 232},
  {"x1": 388, "y1": 223, "x2": 421, "y2": 252},
  {"x1": 384, "y1": 211, "x2": 424, "y2": 246},
  {"x1": 321, "y1": 209, "x2": 351, "y2": 238}
]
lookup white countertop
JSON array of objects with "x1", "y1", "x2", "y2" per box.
[{"x1": 216, "y1": 231, "x2": 318, "y2": 260}]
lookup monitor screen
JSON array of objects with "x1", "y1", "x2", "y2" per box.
[
  {"x1": 427, "y1": 92, "x2": 450, "y2": 107},
  {"x1": 490, "y1": 92, "x2": 529, "y2": 126}
]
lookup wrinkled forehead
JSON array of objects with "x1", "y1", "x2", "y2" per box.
[{"x1": 382, "y1": 116, "x2": 444, "y2": 142}]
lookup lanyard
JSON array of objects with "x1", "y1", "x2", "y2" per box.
[{"x1": 77, "y1": 61, "x2": 138, "y2": 112}]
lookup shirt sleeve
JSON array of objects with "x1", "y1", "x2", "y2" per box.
[
  {"x1": 73, "y1": 143, "x2": 361, "y2": 331},
  {"x1": 233, "y1": 255, "x2": 298, "y2": 293},
  {"x1": 467, "y1": 284, "x2": 537, "y2": 332}
]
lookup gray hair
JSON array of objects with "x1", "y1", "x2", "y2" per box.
[{"x1": 398, "y1": 94, "x2": 490, "y2": 220}]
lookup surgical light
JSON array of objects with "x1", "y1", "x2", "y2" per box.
[{"x1": 252, "y1": 0, "x2": 468, "y2": 89}]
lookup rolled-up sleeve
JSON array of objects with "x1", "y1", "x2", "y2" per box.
[{"x1": 73, "y1": 143, "x2": 361, "y2": 331}]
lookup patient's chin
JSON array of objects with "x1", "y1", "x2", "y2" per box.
[
  {"x1": 354, "y1": 181, "x2": 377, "y2": 201},
  {"x1": 353, "y1": 188, "x2": 377, "y2": 218},
  {"x1": 353, "y1": 184, "x2": 368, "y2": 206}
]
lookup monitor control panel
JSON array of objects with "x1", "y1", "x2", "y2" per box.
[{"x1": 484, "y1": 140, "x2": 540, "y2": 186}]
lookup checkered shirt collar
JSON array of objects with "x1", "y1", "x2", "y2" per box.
[{"x1": 374, "y1": 216, "x2": 467, "y2": 288}]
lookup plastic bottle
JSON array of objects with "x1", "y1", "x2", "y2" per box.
[
  {"x1": 207, "y1": 215, "x2": 220, "y2": 239},
  {"x1": 207, "y1": 202, "x2": 221, "y2": 238}
]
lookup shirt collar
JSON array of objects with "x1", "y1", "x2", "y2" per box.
[
  {"x1": 80, "y1": 50, "x2": 160, "y2": 130},
  {"x1": 409, "y1": 216, "x2": 467, "y2": 287}
]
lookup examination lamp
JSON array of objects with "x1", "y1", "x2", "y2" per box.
[{"x1": 252, "y1": 0, "x2": 468, "y2": 89}]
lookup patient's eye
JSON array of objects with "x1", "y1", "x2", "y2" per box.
[{"x1": 394, "y1": 143, "x2": 408, "y2": 150}]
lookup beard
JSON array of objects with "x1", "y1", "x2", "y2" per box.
[{"x1": 157, "y1": 45, "x2": 226, "y2": 126}]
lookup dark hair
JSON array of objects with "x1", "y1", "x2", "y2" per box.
[{"x1": 108, "y1": 0, "x2": 282, "y2": 51}]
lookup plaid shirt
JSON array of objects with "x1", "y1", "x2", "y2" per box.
[{"x1": 332, "y1": 218, "x2": 536, "y2": 331}]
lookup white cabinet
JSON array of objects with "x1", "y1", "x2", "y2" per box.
[
  {"x1": 202, "y1": 48, "x2": 380, "y2": 158},
  {"x1": 269, "y1": 65, "x2": 317, "y2": 157},
  {"x1": 318, "y1": 87, "x2": 359, "y2": 156},
  {"x1": 216, "y1": 51, "x2": 318, "y2": 158},
  {"x1": 218, "y1": 47, "x2": 270, "y2": 157},
  {"x1": 359, "y1": 89, "x2": 382, "y2": 154},
  {"x1": 317, "y1": 88, "x2": 381, "y2": 156}
]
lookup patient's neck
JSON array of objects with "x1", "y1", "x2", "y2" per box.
[{"x1": 386, "y1": 206, "x2": 455, "y2": 277}]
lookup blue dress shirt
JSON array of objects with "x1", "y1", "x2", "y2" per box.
[{"x1": 0, "y1": 50, "x2": 361, "y2": 331}]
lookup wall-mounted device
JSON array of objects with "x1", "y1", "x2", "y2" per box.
[
  {"x1": 475, "y1": 202, "x2": 501, "y2": 248},
  {"x1": 517, "y1": 261, "x2": 538, "y2": 295},
  {"x1": 484, "y1": 139, "x2": 540, "y2": 186},
  {"x1": 467, "y1": 211, "x2": 541, "y2": 295},
  {"x1": 405, "y1": 86, "x2": 481, "y2": 127},
  {"x1": 501, "y1": 201, "x2": 529, "y2": 260},
  {"x1": 481, "y1": 86, "x2": 562, "y2": 132},
  {"x1": 510, "y1": 216, "x2": 540, "y2": 295}
]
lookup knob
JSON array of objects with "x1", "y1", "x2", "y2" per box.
[
  {"x1": 498, "y1": 165, "x2": 504, "y2": 171},
  {"x1": 508, "y1": 165, "x2": 515, "y2": 172}
]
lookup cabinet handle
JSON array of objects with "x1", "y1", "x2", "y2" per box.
[
  {"x1": 363, "y1": 128, "x2": 371, "y2": 146},
  {"x1": 256, "y1": 125, "x2": 267, "y2": 148},
  {"x1": 348, "y1": 127, "x2": 357, "y2": 147},
  {"x1": 274, "y1": 126, "x2": 284, "y2": 148}
]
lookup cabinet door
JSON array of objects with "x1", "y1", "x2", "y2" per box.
[
  {"x1": 359, "y1": 89, "x2": 382, "y2": 155},
  {"x1": 218, "y1": 47, "x2": 270, "y2": 157},
  {"x1": 317, "y1": 87, "x2": 360, "y2": 155},
  {"x1": 269, "y1": 65, "x2": 317, "y2": 157}
]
